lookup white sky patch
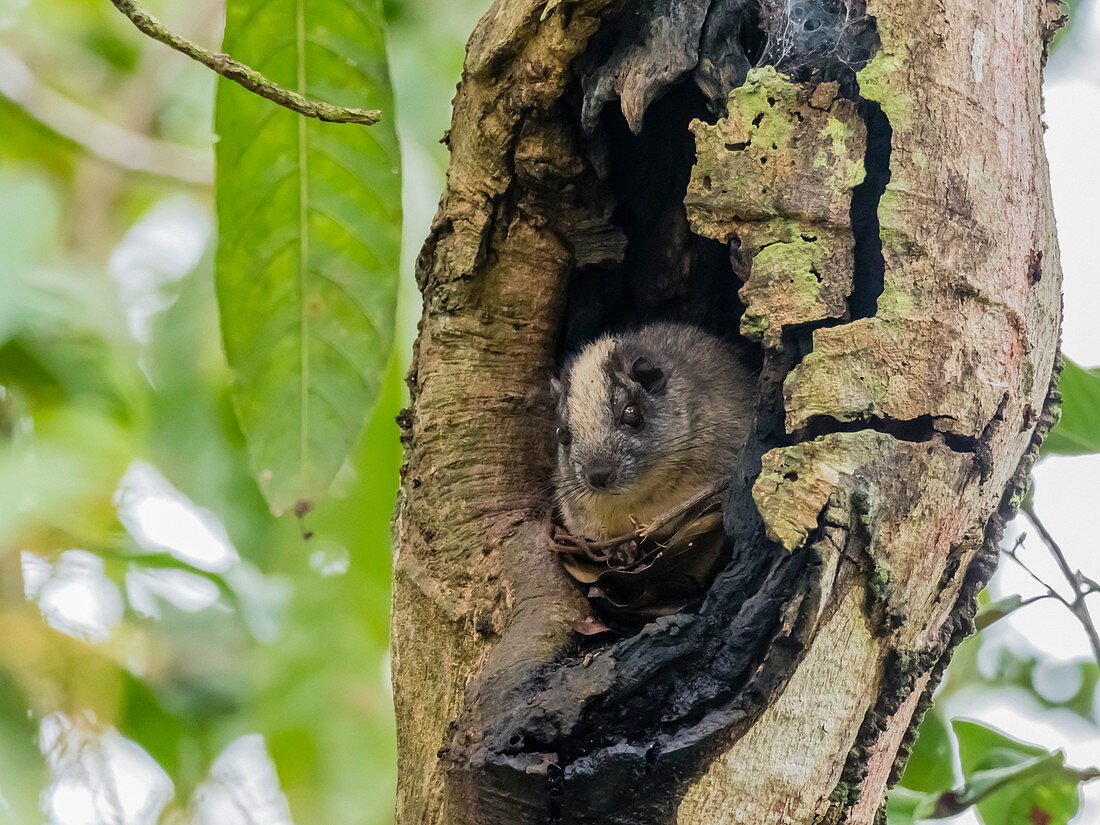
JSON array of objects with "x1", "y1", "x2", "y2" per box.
[
  {"x1": 24, "y1": 550, "x2": 124, "y2": 643},
  {"x1": 190, "y1": 735, "x2": 294, "y2": 825},
  {"x1": 1032, "y1": 659, "x2": 1085, "y2": 704},
  {"x1": 115, "y1": 460, "x2": 238, "y2": 573},
  {"x1": 39, "y1": 712, "x2": 174, "y2": 825},
  {"x1": 107, "y1": 196, "x2": 210, "y2": 344},
  {"x1": 985, "y1": 455, "x2": 1100, "y2": 667},
  {"x1": 1044, "y1": 79, "x2": 1100, "y2": 366},
  {"x1": 125, "y1": 568, "x2": 223, "y2": 618},
  {"x1": 308, "y1": 540, "x2": 350, "y2": 577}
]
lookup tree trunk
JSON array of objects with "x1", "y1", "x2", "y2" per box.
[{"x1": 392, "y1": 0, "x2": 1065, "y2": 823}]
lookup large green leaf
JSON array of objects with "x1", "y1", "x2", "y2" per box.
[
  {"x1": 1043, "y1": 358, "x2": 1100, "y2": 456},
  {"x1": 897, "y1": 709, "x2": 956, "y2": 795},
  {"x1": 953, "y1": 719, "x2": 1094, "y2": 825},
  {"x1": 215, "y1": 0, "x2": 401, "y2": 514}
]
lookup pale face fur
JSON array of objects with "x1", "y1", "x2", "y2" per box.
[{"x1": 554, "y1": 323, "x2": 756, "y2": 539}]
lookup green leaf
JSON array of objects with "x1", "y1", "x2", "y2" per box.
[
  {"x1": 0, "y1": 171, "x2": 62, "y2": 341},
  {"x1": 952, "y1": 719, "x2": 1094, "y2": 825},
  {"x1": 898, "y1": 709, "x2": 956, "y2": 794},
  {"x1": 1048, "y1": 0, "x2": 1083, "y2": 54},
  {"x1": 215, "y1": 0, "x2": 401, "y2": 514},
  {"x1": 116, "y1": 672, "x2": 184, "y2": 779},
  {"x1": 975, "y1": 595, "x2": 1028, "y2": 632},
  {"x1": 887, "y1": 786, "x2": 929, "y2": 824},
  {"x1": 1043, "y1": 358, "x2": 1100, "y2": 456},
  {"x1": 937, "y1": 751, "x2": 1066, "y2": 816}
]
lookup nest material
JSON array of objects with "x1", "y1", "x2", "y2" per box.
[{"x1": 549, "y1": 483, "x2": 729, "y2": 634}]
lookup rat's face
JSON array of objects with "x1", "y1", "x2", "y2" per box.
[{"x1": 554, "y1": 339, "x2": 680, "y2": 510}]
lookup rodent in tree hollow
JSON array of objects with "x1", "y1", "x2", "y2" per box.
[{"x1": 553, "y1": 322, "x2": 758, "y2": 540}]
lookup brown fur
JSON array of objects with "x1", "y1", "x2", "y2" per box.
[{"x1": 554, "y1": 323, "x2": 758, "y2": 538}]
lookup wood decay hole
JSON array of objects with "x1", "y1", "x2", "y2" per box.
[{"x1": 556, "y1": 11, "x2": 899, "y2": 631}]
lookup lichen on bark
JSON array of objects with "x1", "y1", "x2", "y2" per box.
[{"x1": 686, "y1": 67, "x2": 865, "y2": 347}]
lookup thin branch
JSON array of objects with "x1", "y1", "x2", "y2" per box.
[
  {"x1": 1025, "y1": 503, "x2": 1083, "y2": 592},
  {"x1": 108, "y1": 0, "x2": 382, "y2": 126},
  {"x1": 638, "y1": 478, "x2": 728, "y2": 538},
  {"x1": 0, "y1": 46, "x2": 212, "y2": 185},
  {"x1": 548, "y1": 480, "x2": 727, "y2": 560},
  {"x1": 1017, "y1": 504, "x2": 1100, "y2": 666},
  {"x1": 1002, "y1": 533, "x2": 1069, "y2": 608}
]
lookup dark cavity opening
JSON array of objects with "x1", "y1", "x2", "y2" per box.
[
  {"x1": 796, "y1": 412, "x2": 978, "y2": 455},
  {"x1": 559, "y1": 80, "x2": 759, "y2": 374},
  {"x1": 848, "y1": 98, "x2": 892, "y2": 319}
]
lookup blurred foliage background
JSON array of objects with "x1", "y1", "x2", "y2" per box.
[
  {"x1": 1, "y1": 0, "x2": 1099, "y2": 824},
  {"x1": 0, "y1": 0, "x2": 487, "y2": 822}
]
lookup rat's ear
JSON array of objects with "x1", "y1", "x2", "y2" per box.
[
  {"x1": 550, "y1": 375, "x2": 563, "y2": 402},
  {"x1": 631, "y1": 356, "x2": 666, "y2": 394}
]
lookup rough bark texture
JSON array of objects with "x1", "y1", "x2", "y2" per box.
[{"x1": 392, "y1": 0, "x2": 1064, "y2": 823}]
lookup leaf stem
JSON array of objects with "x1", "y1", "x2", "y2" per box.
[{"x1": 107, "y1": 0, "x2": 382, "y2": 126}]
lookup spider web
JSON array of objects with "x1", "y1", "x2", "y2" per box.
[{"x1": 757, "y1": 0, "x2": 878, "y2": 83}]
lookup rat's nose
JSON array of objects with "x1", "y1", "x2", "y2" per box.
[{"x1": 584, "y1": 462, "x2": 617, "y2": 488}]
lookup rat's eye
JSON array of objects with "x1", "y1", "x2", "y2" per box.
[
  {"x1": 620, "y1": 404, "x2": 643, "y2": 428},
  {"x1": 556, "y1": 426, "x2": 572, "y2": 446}
]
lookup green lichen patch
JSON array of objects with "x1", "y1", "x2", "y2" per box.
[
  {"x1": 739, "y1": 232, "x2": 852, "y2": 347},
  {"x1": 874, "y1": 280, "x2": 916, "y2": 317},
  {"x1": 686, "y1": 70, "x2": 866, "y2": 233},
  {"x1": 685, "y1": 69, "x2": 866, "y2": 348},
  {"x1": 869, "y1": 557, "x2": 892, "y2": 599},
  {"x1": 724, "y1": 66, "x2": 799, "y2": 151},
  {"x1": 784, "y1": 316, "x2": 1010, "y2": 436},
  {"x1": 856, "y1": 48, "x2": 912, "y2": 133},
  {"x1": 819, "y1": 117, "x2": 866, "y2": 191}
]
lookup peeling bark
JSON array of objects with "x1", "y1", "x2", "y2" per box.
[{"x1": 392, "y1": 0, "x2": 1064, "y2": 823}]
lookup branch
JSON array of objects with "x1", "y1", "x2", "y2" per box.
[
  {"x1": 548, "y1": 480, "x2": 727, "y2": 560},
  {"x1": 1002, "y1": 533, "x2": 1066, "y2": 605},
  {"x1": 0, "y1": 46, "x2": 212, "y2": 185},
  {"x1": 1008, "y1": 507, "x2": 1100, "y2": 666},
  {"x1": 107, "y1": 0, "x2": 382, "y2": 126}
]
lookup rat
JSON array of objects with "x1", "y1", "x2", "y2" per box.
[{"x1": 553, "y1": 322, "x2": 758, "y2": 539}]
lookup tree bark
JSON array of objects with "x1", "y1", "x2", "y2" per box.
[{"x1": 392, "y1": 1, "x2": 1065, "y2": 823}]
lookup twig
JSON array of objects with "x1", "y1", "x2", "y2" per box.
[
  {"x1": 1002, "y1": 534, "x2": 1067, "y2": 606},
  {"x1": 638, "y1": 479, "x2": 727, "y2": 539},
  {"x1": 107, "y1": 0, "x2": 382, "y2": 126},
  {"x1": 1015, "y1": 505, "x2": 1100, "y2": 666},
  {"x1": 0, "y1": 46, "x2": 212, "y2": 185},
  {"x1": 549, "y1": 480, "x2": 727, "y2": 560}
]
